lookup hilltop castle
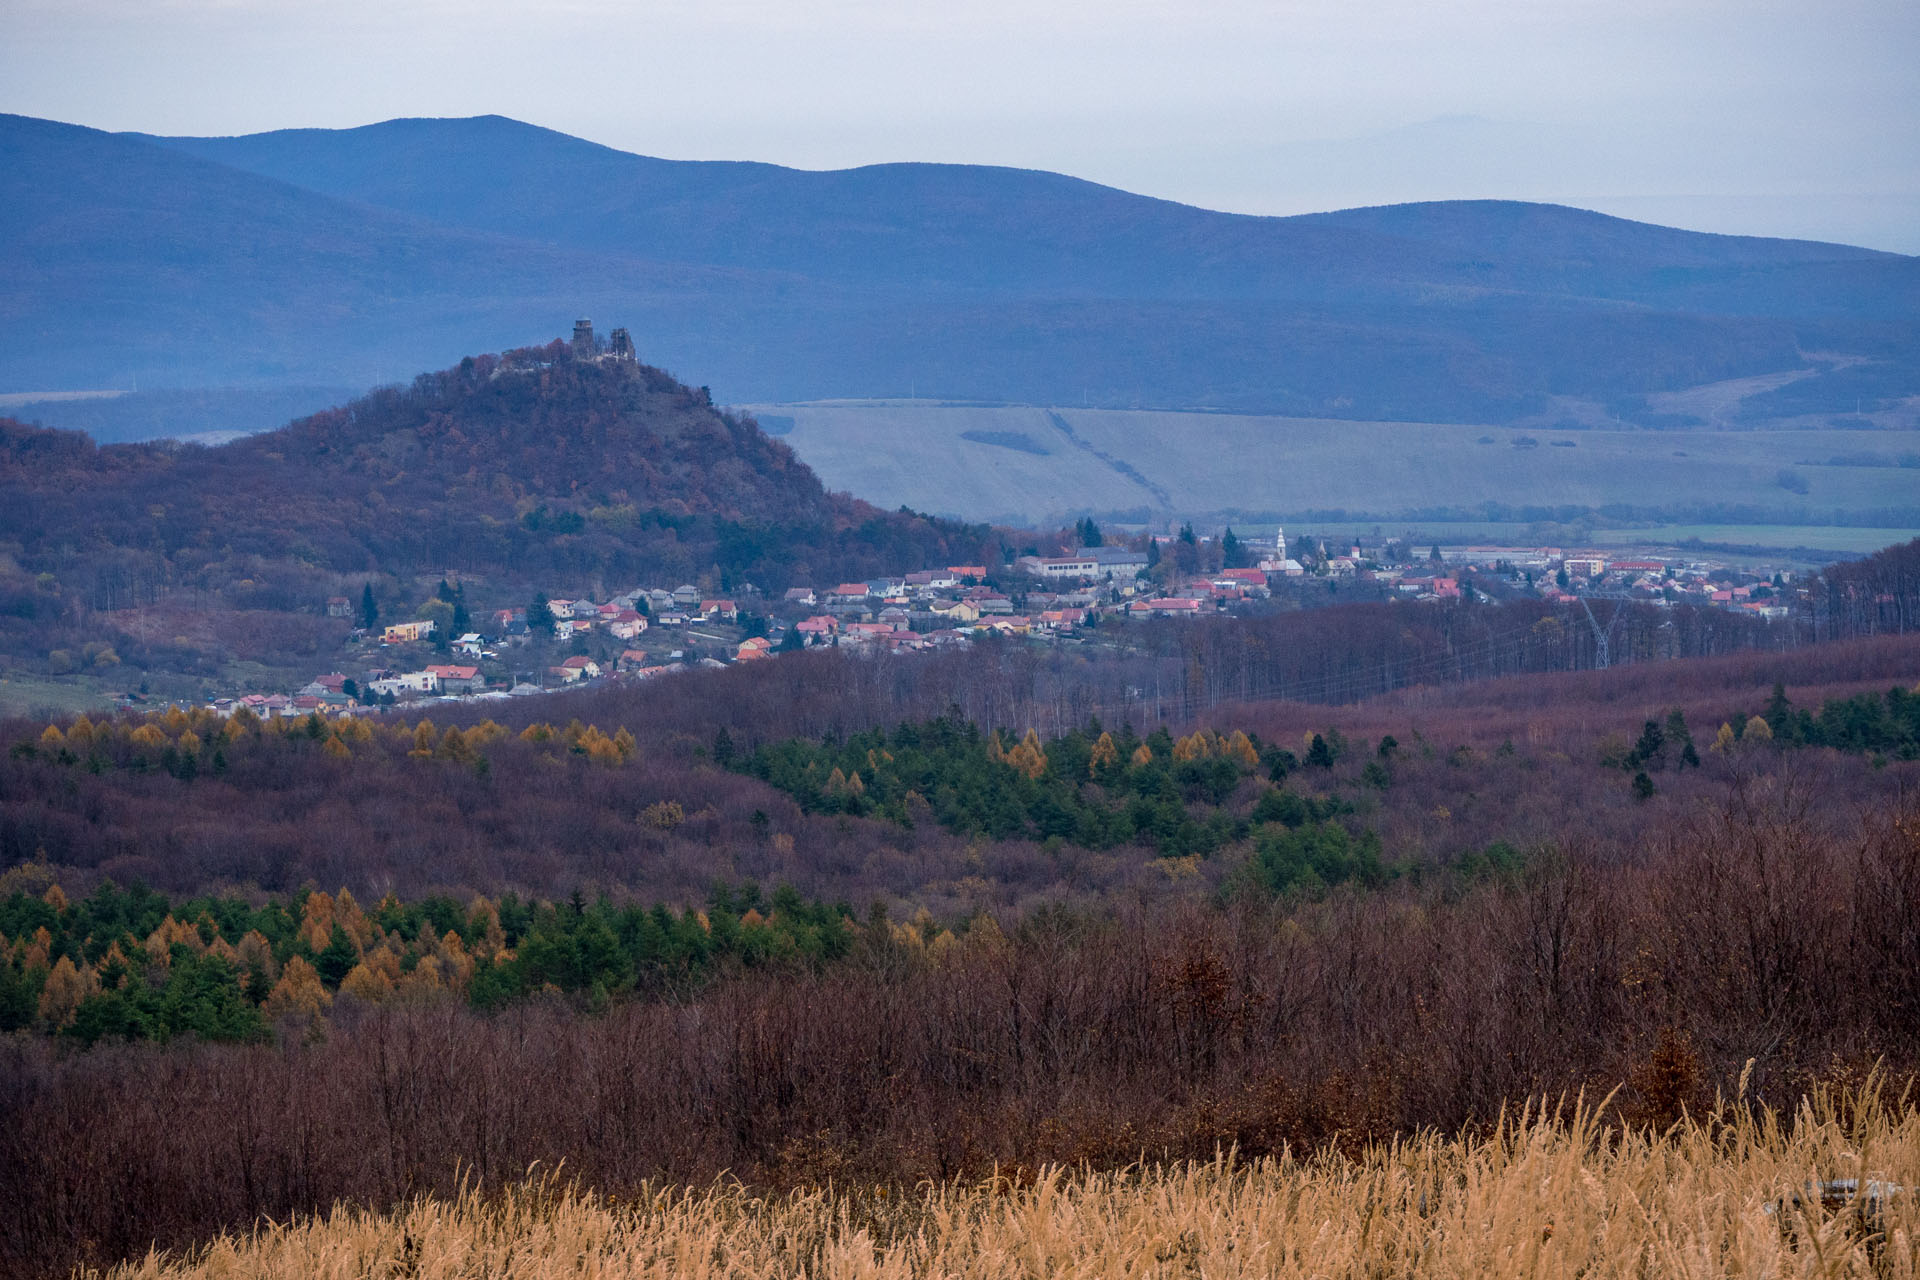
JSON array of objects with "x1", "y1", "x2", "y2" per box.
[{"x1": 570, "y1": 318, "x2": 636, "y2": 361}]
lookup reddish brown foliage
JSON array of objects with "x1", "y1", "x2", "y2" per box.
[{"x1": 4, "y1": 789, "x2": 1920, "y2": 1277}]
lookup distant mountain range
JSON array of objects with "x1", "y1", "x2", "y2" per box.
[{"x1": 3, "y1": 111, "x2": 1916, "y2": 427}]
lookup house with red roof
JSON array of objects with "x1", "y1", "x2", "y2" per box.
[{"x1": 425, "y1": 664, "x2": 484, "y2": 694}]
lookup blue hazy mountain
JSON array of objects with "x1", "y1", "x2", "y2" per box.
[{"x1": 5, "y1": 112, "x2": 1914, "y2": 425}]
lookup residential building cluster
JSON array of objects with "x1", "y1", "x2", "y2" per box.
[{"x1": 197, "y1": 528, "x2": 1799, "y2": 719}]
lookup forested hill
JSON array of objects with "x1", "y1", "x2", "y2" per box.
[
  {"x1": 6, "y1": 112, "x2": 1916, "y2": 424},
  {"x1": 0, "y1": 343, "x2": 996, "y2": 610}
]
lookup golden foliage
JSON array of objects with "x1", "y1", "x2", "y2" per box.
[
  {"x1": 301, "y1": 890, "x2": 335, "y2": 937},
  {"x1": 1224, "y1": 730, "x2": 1260, "y2": 769},
  {"x1": 333, "y1": 889, "x2": 373, "y2": 948},
  {"x1": 520, "y1": 722, "x2": 554, "y2": 744},
  {"x1": 395, "y1": 955, "x2": 447, "y2": 1001},
  {"x1": 338, "y1": 960, "x2": 394, "y2": 1003},
  {"x1": 1003, "y1": 729, "x2": 1049, "y2": 780},
  {"x1": 236, "y1": 930, "x2": 277, "y2": 982},
  {"x1": 1088, "y1": 731, "x2": 1119, "y2": 774},
  {"x1": 1131, "y1": 743, "x2": 1153, "y2": 767},
  {"x1": 93, "y1": 1085, "x2": 1920, "y2": 1280},
  {"x1": 1711, "y1": 721, "x2": 1738, "y2": 753},
  {"x1": 641, "y1": 800, "x2": 686, "y2": 831},
  {"x1": 575, "y1": 725, "x2": 623, "y2": 765},
  {"x1": 145, "y1": 915, "x2": 204, "y2": 965},
  {"x1": 1745, "y1": 715, "x2": 1775, "y2": 742},
  {"x1": 41, "y1": 882, "x2": 67, "y2": 913},
  {"x1": 262, "y1": 955, "x2": 330, "y2": 1020},
  {"x1": 22, "y1": 926, "x2": 52, "y2": 971},
  {"x1": 36, "y1": 954, "x2": 97, "y2": 1029},
  {"x1": 39, "y1": 724, "x2": 65, "y2": 749},
  {"x1": 468, "y1": 896, "x2": 506, "y2": 958}
]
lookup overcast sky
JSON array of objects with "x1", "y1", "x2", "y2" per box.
[{"x1": 6, "y1": 0, "x2": 1917, "y2": 251}]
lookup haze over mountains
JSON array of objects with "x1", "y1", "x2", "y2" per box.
[{"x1": 3, "y1": 111, "x2": 1917, "y2": 432}]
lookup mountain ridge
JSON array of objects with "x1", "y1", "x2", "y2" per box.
[{"x1": 4, "y1": 111, "x2": 1915, "y2": 425}]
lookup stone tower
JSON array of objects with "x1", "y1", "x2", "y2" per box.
[
  {"x1": 572, "y1": 318, "x2": 595, "y2": 354},
  {"x1": 607, "y1": 327, "x2": 635, "y2": 360}
]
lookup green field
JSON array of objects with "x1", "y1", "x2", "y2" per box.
[
  {"x1": 1586, "y1": 525, "x2": 1920, "y2": 553},
  {"x1": 746, "y1": 402, "x2": 1920, "y2": 533},
  {"x1": 0, "y1": 673, "x2": 116, "y2": 718},
  {"x1": 1276, "y1": 521, "x2": 1920, "y2": 558}
]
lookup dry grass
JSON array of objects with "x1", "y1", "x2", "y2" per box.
[{"x1": 92, "y1": 1084, "x2": 1920, "y2": 1279}]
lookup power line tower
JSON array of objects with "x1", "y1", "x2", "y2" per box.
[{"x1": 1578, "y1": 595, "x2": 1623, "y2": 669}]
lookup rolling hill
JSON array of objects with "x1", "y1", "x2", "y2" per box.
[
  {"x1": 0, "y1": 341, "x2": 993, "y2": 677},
  {"x1": 4, "y1": 112, "x2": 1915, "y2": 429}
]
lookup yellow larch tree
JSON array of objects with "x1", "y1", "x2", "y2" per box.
[
  {"x1": 1088, "y1": 731, "x2": 1118, "y2": 775},
  {"x1": 1004, "y1": 729, "x2": 1049, "y2": 779},
  {"x1": 1225, "y1": 730, "x2": 1260, "y2": 769},
  {"x1": 339, "y1": 957, "x2": 395, "y2": 1003},
  {"x1": 263, "y1": 955, "x2": 331, "y2": 1020},
  {"x1": 37, "y1": 954, "x2": 98, "y2": 1029},
  {"x1": 333, "y1": 889, "x2": 373, "y2": 949},
  {"x1": 236, "y1": 930, "x2": 278, "y2": 982}
]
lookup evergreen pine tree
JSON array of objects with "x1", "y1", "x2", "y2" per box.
[
  {"x1": 529, "y1": 594, "x2": 556, "y2": 635},
  {"x1": 1222, "y1": 528, "x2": 1246, "y2": 568}
]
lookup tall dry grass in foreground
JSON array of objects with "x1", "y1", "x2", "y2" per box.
[{"x1": 94, "y1": 1085, "x2": 1920, "y2": 1280}]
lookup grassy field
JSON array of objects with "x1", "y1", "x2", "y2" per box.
[
  {"x1": 1586, "y1": 525, "x2": 1920, "y2": 554},
  {"x1": 0, "y1": 672, "x2": 115, "y2": 717},
  {"x1": 747, "y1": 401, "x2": 1920, "y2": 532},
  {"x1": 1274, "y1": 521, "x2": 1920, "y2": 562},
  {"x1": 92, "y1": 1085, "x2": 1920, "y2": 1279}
]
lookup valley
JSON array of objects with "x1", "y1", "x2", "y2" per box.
[
  {"x1": 2, "y1": 81, "x2": 1918, "y2": 1280},
  {"x1": 750, "y1": 399, "x2": 1920, "y2": 531}
]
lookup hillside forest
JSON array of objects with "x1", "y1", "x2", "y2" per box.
[
  {"x1": 0, "y1": 343, "x2": 999, "y2": 682},
  {"x1": 2, "y1": 626, "x2": 1919, "y2": 1276}
]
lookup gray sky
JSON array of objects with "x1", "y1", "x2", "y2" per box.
[{"x1": 7, "y1": 0, "x2": 1917, "y2": 251}]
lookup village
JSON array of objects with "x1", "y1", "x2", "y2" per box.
[{"x1": 202, "y1": 528, "x2": 1804, "y2": 721}]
